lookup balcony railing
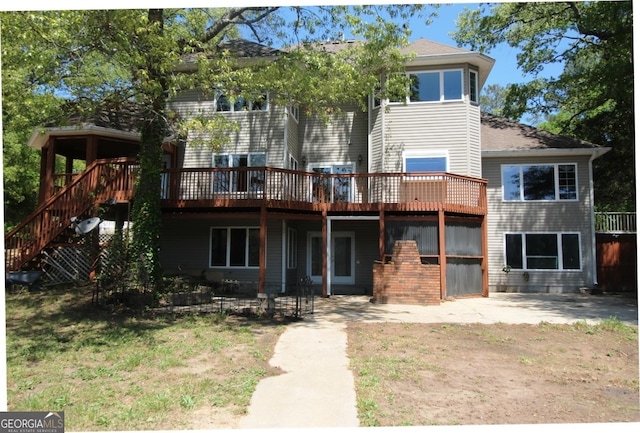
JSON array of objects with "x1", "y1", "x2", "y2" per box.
[
  {"x1": 595, "y1": 212, "x2": 636, "y2": 233},
  {"x1": 161, "y1": 167, "x2": 487, "y2": 215}
]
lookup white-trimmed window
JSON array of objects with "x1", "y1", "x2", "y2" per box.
[
  {"x1": 403, "y1": 151, "x2": 449, "y2": 173},
  {"x1": 408, "y1": 69, "x2": 463, "y2": 102},
  {"x1": 289, "y1": 154, "x2": 298, "y2": 171},
  {"x1": 210, "y1": 227, "x2": 260, "y2": 268},
  {"x1": 469, "y1": 70, "x2": 479, "y2": 104},
  {"x1": 289, "y1": 105, "x2": 299, "y2": 122},
  {"x1": 215, "y1": 90, "x2": 269, "y2": 112},
  {"x1": 287, "y1": 228, "x2": 297, "y2": 269},
  {"x1": 502, "y1": 163, "x2": 578, "y2": 201},
  {"x1": 505, "y1": 232, "x2": 581, "y2": 271}
]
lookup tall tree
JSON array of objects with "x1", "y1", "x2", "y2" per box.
[
  {"x1": 453, "y1": 1, "x2": 634, "y2": 210},
  {"x1": 2, "y1": 5, "x2": 436, "y2": 289},
  {"x1": 479, "y1": 83, "x2": 507, "y2": 117}
]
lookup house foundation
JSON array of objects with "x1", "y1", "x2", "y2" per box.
[{"x1": 372, "y1": 240, "x2": 440, "y2": 305}]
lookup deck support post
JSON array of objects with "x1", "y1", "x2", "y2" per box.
[
  {"x1": 86, "y1": 135, "x2": 98, "y2": 165},
  {"x1": 481, "y1": 213, "x2": 489, "y2": 297},
  {"x1": 259, "y1": 205, "x2": 267, "y2": 294},
  {"x1": 43, "y1": 137, "x2": 56, "y2": 202},
  {"x1": 321, "y1": 209, "x2": 328, "y2": 298},
  {"x1": 438, "y1": 208, "x2": 446, "y2": 299},
  {"x1": 379, "y1": 209, "x2": 385, "y2": 262}
]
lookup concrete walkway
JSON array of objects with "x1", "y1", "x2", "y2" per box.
[
  {"x1": 239, "y1": 317, "x2": 359, "y2": 428},
  {"x1": 239, "y1": 292, "x2": 638, "y2": 429}
]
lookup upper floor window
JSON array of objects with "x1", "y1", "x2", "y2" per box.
[
  {"x1": 502, "y1": 163, "x2": 577, "y2": 202},
  {"x1": 289, "y1": 105, "x2": 300, "y2": 122},
  {"x1": 404, "y1": 151, "x2": 449, "y2": 173},
  {"x1": 469, "y1": 70, "x2": 478, "y2": 104},
  {"x1": 215, "y1": 90, "x2": 269, "y2": 112},
  {"x1": 409, "y1": 69, "x2": 463, "y2": 102}
]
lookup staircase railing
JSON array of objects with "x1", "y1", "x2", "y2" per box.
[{"x1": 4, "y1": 158, "x2": 138, "y2": 271}]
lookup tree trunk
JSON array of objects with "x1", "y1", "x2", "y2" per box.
[{"x1": 129, "y1": 9, "x2": 167, "y2": 291}]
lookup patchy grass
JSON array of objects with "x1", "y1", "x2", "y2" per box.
[
  {"x1": 347, "y1": 321, "x2": 639, "y2": 426},
  {"x1": 5, "y1": 287, "x2": 286, "y2": 431}
]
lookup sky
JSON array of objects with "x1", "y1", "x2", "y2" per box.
[{"x1": 0, "y1": 1, "x2": 563, "y2": 91}]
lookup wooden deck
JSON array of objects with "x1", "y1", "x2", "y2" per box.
[
  {"x1": 5, "y1": 159, "x2": 487, "y2": 271},
  {"x1": 161, "y1": 167, "x2": 487, "y2": 215}
]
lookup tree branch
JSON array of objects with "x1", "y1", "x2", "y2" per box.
[{"x1": 201, "y1": 7, "x2": 280, "y2": 44}]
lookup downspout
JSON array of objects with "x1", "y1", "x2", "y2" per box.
[
  {"x1": 282, "y1": 108, "x2": 289, "y2": 293},
  {"x1": 281, "y1": 220, "x2": 287, "y2": 293},
  {"x1": 588, "y1": 152, "x2": 598, "y2": 287},
  {"x1": 283, "y1": 107, "x2": 289, "y2": 169}
]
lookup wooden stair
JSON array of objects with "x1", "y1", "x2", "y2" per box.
[{"x1": 5, "y1": 158, "x2": 137, "y2": 272}]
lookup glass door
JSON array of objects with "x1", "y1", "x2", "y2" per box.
[
  {"x1": 308, "y1": 231, "x2": 355, "y2": 285},
  {"x1": 309, "y1": 164, "x2": 354, "y2": 203}
]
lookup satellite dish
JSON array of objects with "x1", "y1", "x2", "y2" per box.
[{"x1": 75, "y1": 217, "x2": 102, "y2": 235}]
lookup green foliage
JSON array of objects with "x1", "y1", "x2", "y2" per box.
[
  {"x1": 2, "y1": 6, "x2": 438, "y2": 289},
  {"x1": 479, "y1": 83, "x2": 507, "y2": 117},
  {"x1": 453, "y1": 1, "x2": 634, "y2": 210}
]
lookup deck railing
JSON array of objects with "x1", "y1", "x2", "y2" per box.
[
  {"x1": 595, "y1": 212, "x2": 636, "y2": 233},
  {"x1": 161, "y1": 167, "x2": 487, "y2": 214},
  {"x1": 6, "y1": 162, "x2": 487, "y2": 271},
  {"x1": 5, "y1": 158, "x2": 137, "y2": 271}
]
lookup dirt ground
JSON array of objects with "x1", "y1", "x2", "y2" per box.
[{"x1": 346, "y1": 321, "x2": 639, "y2": 426}]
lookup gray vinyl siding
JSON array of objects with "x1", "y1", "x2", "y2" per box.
[
  {"x1": 286, "y1": 110, "x2": 300, "y2": 166},
  {"x1": 159, "y1": 216, "x2": 283, "y2": 283},
  {"x1": 370, "y1": 106, "x2": 384, "y2": 173},
  {"x1": 170, "y1": 90, "x2": 287, "y2": 168},
  {"x1": 483, "y1": 154, "x2": 595, "y2": 293},
  {"x1": 382, "y1": 102, "x2": 482, "y2": 177},
  {"x1": 299, "y1": 104, "x2": 368, "y2": 172}
]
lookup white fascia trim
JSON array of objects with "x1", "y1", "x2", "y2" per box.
[
  {"x1": 27, "y1": 125, "x2": 143, "y2": 150},
  {"x1": 408, "y1": 53, "x2": 495, "y2": 87},
  {"x1": 482, "y1": 148, "x2": 611, "y2": 159}
]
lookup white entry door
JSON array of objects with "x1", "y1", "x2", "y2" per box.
[{"x1": 308, "y1": 231, "x2": 355, "y2": 285}]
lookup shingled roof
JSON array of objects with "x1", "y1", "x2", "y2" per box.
[
  {"x1": 178, "y1": 39, "x2": 281, "y2": 70},
  {"x1": 47, "y1": 101, "x2": 146, "y2": 133},
  {"x1": 400, "y1": 38, "x2": 473, "y2": 56},
  {"x1": 480, "y1": 113, "x2": 608, "y2": 155}
]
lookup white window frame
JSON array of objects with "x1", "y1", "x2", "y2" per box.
[
  {"x1": 214, "y1": 90, "x2": 269, "y2": 113},
  {"x1": 501, "y1": 163, "x2": 578, "y2": 202},
  {"x1": 209, "y1": 226, "x2": 261, "y2": 269},
  {"x1": 402, "y1": 150, "x2": 450, "y2": 176},
  {"x1": 395, "y1": 69, "x2": 464, "y2": 104},
  {"x1": 289, "y1": 105, "x2": 299, "y2": 122},
  {"x1": 469, "y1": 70, "x2": 479, "y2": 104},
  {"x1": 504, "y1": 232, "x2": 582, "y2": 272}
]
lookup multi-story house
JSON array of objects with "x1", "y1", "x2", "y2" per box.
[{"x1": 5, "y1": 38, "x2": 609, "y2": 301}]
